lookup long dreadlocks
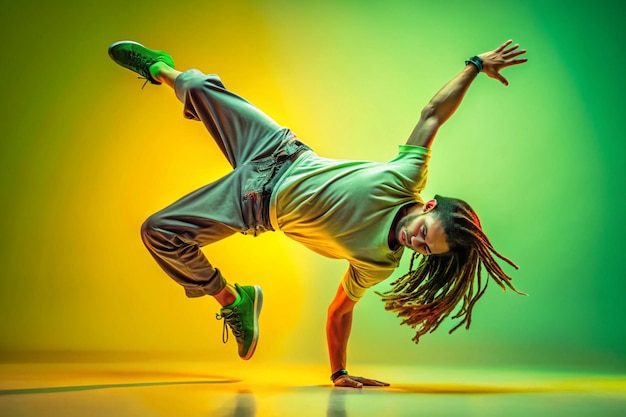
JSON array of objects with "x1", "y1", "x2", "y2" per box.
[{"x1": 378, "y1": 195, "x2": 526, "y2": 344}]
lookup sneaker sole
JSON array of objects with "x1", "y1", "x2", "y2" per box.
[
  {"x1": 108, "y1": 40, "x2": 174, "y2": 67},
  {"x1": 241, "y1": 285, "x2": 263, "y2": 360},
  {"x1": 108, "y1": 40, "x2": 144, "y2": 61}
]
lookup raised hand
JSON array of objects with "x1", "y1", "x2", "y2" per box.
[{"x1": 478, "y1": 39, "x2": 528, "y2": 86}]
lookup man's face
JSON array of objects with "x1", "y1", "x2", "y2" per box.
[{"x1": 396, "y1": 211, "x2": 450, "y2": 255}]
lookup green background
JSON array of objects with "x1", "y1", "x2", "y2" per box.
[{"x1": 1, "y1": 0, "x2": 624, "y2": 373}]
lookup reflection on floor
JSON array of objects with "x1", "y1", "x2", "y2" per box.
[{"x1": 1, "y1": 362, "x2": 625, "y2": 416}]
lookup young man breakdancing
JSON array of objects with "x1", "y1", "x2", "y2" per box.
[{"x1": 109, "y1": 39, "x2": 527, "y2": 388}]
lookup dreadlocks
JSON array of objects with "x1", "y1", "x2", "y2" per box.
[{"x1": 378, "y1": 195, "x2": 526, "y2": 344}]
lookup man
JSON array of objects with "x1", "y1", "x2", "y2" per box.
[{"x1": 108, "y1": 39, "x2": 527, "y2": 388}]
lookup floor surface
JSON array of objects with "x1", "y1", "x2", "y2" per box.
[{"x1": 1, "y1": 361, "x2": 625, "y2": 416}]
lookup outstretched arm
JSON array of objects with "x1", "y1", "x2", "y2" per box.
[
  {"x1": 406, "y1": 39, "x2": 527, "y2": 148},
  {"x1": 327, "y1": 283, "x2": 389, "y2": 388}
]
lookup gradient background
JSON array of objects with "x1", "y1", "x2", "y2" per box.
[{"x1": 0, "y1": 0, "x2": 624, "y2": 374}]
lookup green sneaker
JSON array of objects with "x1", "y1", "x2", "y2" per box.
[
  {"x1": 108, "y1": 41, "x2": 174, "y2": 85},
  {"x1": 216, "y1": 284, "x2": 263, "y2": 360}
]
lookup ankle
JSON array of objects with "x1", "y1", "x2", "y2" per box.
[
  {"x1": 214, "y1": 284, "x2": 240, "y2": 307},
  {"x1": 148, "y1": 61, "x2": 167, "y2": 83}
]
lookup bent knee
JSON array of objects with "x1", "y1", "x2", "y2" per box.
[
  {"x1": 180, "y1": 70, "x2": 224, "y2": 94},
  {"x1": 141, "y1": 213, "x2": 169, "y2": 247}
]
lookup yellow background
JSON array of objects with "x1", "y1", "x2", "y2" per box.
[{"x1": 1, "y1": 0, "x2": 624, "y2": 373}]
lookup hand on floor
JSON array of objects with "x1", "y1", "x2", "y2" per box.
[{"x1": 333, "y1": 374, "x2": 389, "y2": 388}]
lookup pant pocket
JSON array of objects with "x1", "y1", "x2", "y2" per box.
[{"x1": 241, "y1": 160, "x2": 273, "y2": 236}]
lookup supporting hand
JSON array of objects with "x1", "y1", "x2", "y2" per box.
[
  {"x1": 478, "y1": 39, "x2": 528, "y2": 86},
  {"x1": 333, "y1": 374, "x2": 390, "y2": 388}
]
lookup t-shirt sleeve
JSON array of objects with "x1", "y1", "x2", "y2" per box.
[
  {"x1": 341, "y1": 264, "x2": 394, "y2": 301},
  {"x1": 389, "y1": 145, "x2": 431, "y2": 196},
  {"x1": 398, "y1": 144, "x2": 430, "y2": 156}
]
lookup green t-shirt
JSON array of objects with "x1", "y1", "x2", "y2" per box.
[{"x1": 269, "y1": 145, "x2": 430, "y2": 300}]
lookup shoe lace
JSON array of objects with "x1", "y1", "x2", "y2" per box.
[
  {"x1": 126, "y1": 50, "x2": 151, "y2": 78},
  {"x1": 137, "y1": 76, "x2": 150, "y2": 89},
  {"x1": 216, "y1": 308, "x2": 243, "y2": 344},
  {"x1": 125, "y1": 50, "x2": 154, "y2": 88}
]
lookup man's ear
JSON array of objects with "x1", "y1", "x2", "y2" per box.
[{"x1": 423, "y1": 199, "x2": 438, "y2": 213}]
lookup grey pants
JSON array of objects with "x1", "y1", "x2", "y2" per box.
[{"x1": 141, "y1": 69, "x2": 310, "y2": 298}]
